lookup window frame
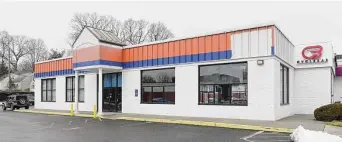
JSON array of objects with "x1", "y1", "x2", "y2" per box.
[
  {"x1": 65, "y1": 76, "x2": 75, "y2": 102},
  {"x1": 280, "y1": 64, "x2": 290, "y2": 105},
  {"x1": 78, "y1": 75, "x2": 85, "y2": 103},
  {"x1": 198, "y1": 62, "x2": 248, "y2": 106},
  {"x1": 41, "y1": 78, "x2": 56, "y2": 102},
  {"x1": 140, "y1": 67, "x2": 175, "y2": 104}
]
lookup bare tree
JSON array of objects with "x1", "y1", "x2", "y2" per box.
[
  {"x1": 69, "y1": 13, "x2": 122, "y2": 46},
  {"x1": 24, "y1": 39, "x2": 48, "y2": 72},
  {"x1": 121, "y1": 19, "x2": 149, "y2": 45},
  {"x1": 7, "y1": 36, "x2": 30, "y2": 71},
  {"x1": 147, "y1": 22, "x2": 174, "y2": 42},
  {"x1": 48, "y1": 48, "x2": 65, "y2": 60},
  {"x1": 0, "y1": 31, "x2": 10, "y2": 76},
  {"x1": 68, "y1": 12, "x2": 174, "y2": 47}
]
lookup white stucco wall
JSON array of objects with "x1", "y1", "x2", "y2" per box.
[
  {"x1": 273, "y1": 58, "x2": 295, "y2": 120},
  {"x1": 293, "y1": 68, "x2": 332, "y2": 114},
  {"x1": 34, "y1": 73, "x2": 97, "y2": 112},
  {"x1": 73, "y1": 28, "x2": 99, "y2": 49},
  {"x1": 122, "y1": 57, "x2": 280, "y2": 120},
  {"x1": 334, "y1": 77, "x2": 342, "y2": 102}
]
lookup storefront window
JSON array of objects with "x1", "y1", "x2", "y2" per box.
[
  {"x1": 41, "y1": 78, "x2": 56, "y2": 102},
  {"x1": 66, "y1": 76, "x2": 75, "y2": 102},
  {"x1": 78, "y1": 76, "x2": 85, "y2": 102},
  {"x1": 199, "y1": 62, "x2": 248, "y2": 106},
  {"x1": 280, "y1": 64, "x2": 289, "y2": 105},
  {"x1": 141, "y1": 68, "x2": 175, "y2": 104}
]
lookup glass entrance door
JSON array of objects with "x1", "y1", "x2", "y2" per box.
[{"x1": 103, "y1": 73, "x2": 122, "y2": 112}]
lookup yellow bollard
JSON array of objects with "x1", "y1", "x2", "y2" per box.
[
  {"x1": 70, "y1": 104, "x2": 75, "y2": 116},
  {"x1": 93, "y1": 104, "x2": 97, "y2": 119}
]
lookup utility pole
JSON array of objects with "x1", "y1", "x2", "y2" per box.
[{"x1": 7, "y1": 38, "x2": 11, "y2": 91}]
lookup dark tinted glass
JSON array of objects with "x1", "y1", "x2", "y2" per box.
[{"x1": 200, "y1": 63, "x2": 247, "y2": 84}]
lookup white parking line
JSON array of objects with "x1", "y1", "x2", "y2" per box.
[
  {"x1": 120, "y1": 122, "x2": 152, "y2": 127},
  {"x1": 49, "y1": 123, "x2": 54, "y2": 128},
  {"x1": 241, "y1": 131, "x2": 264, "y2": 142},
  {"x1": 254, "y1": 135, "x2": 290, "y2": 138},
  {"x1": 243, "y1": 131, "x2": 292, "y2": 142},
  {"x1": 62, "y1": 127, "x2": 82, "y2": 131},
  {"x1": 28, "y1": 122, "x2": 41, "y2": 125}
]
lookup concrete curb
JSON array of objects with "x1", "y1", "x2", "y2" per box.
[
  {"x1": 115, "y1": 117, "x2": 293, "y2": 133},
  {"x1": 14, "y1": 110, "x2": 95, "y2": 118},
  {"x1": 13, "y1": 110, "x2": 293, "y2": 133}
]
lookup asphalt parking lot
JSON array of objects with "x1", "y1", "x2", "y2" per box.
[{"x1": 0, "y1": 111, "x2": 292, "y2": 142}]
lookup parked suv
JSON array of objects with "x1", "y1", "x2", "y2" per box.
[{"x1": 2, "y1": 94, "x2": 30, "y2": 111}]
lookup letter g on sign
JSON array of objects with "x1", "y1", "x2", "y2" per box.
[{"x1": 301, "y1": 45, "x2": 323, "y2": 60}]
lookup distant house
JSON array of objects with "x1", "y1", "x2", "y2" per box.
[{"x1": 0, "y1": 72, "x2": 34, "y2": 92}]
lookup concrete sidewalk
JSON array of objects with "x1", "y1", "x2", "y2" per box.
[
  {"x1": 14, "y1": 108, "x2": 342, "y2": 136},
  {"x1": 103, "y1": 113, "x2": 324, "y2": 130}
]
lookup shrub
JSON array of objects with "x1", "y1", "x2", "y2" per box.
[{"x1": 314, "y1": 103, "x2": 342, "y2": 121}]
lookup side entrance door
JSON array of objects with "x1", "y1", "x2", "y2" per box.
[{"x1": 103, "y1": 73, "x2": 122, "y2": 112}]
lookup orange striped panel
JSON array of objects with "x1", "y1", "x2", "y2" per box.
[
  {"x1": 59, "y1": 60, "x2": 62, "y2": 71},
  {"x1": 186, "y1": 39, "x2": 192, "y2": 55},
  {"x1": 168, "y1": 42, "x2": 174, "y2": 57},
  {"x1": 163, "y1": 43, "x2": 169, "y2": 57},
  {"x1": 142, "y1": 46, "x2": 148, "y2": 60},
  {"x1": 66, "y1": 59, "x2": 70, "y2": 69},
  {"x1": 198, "y1": 37, "x2": 205, "y2": 53},
  {"x1": 152, "y1": 44, "x2": 158, "y2": 59},
  {"x1": 138, "y1": 46, "x2": 143, "y2": 61},
  {"x1": 40, "y1": 63, "x2": 43, "y2": 73},
  {"x1": 100, "y1": 46, "x2": 122, "y2": 62},
  {"x1": 180, "y1": 40, "x2": 186, "y2": 56},
  {"x1": 133, "y1": 47, "x2": 139, "y2": 61},
  {"x1": 66, "y1": 58, "x2": 70, "y2": 69},
  {"x1": 157, "y1": 44, "x2": 163, "y2": 59},
  {"x1": 73, "y1": 46, "x2": 100, "y2": 63},
  {"x1": 62, "y1": 59, "x2": 66, "y2": 70},
  {"x1": 55, "y1": 61, "x2": 58, "y2": 71},
  {"x1": 34, "y1": 64, "x2": 38, "y2": 73},
  {"x1": 123, "y1": 49, "x2": 129, "y2": 62},
  {"x1": 56, "y1": 60, "x2": 59, "y2": 71},
  {"x1": 47, "y1": 62, "x2": 50, "y2": 72},
  {"x1": 51, "y1": 61, "x2": 55, "y2": 72},
  {"x1": 39, "y1": 64, "x2": 42, "y2": 73},
  {"x1": 219, "y1": 33, "x2": 227, "y2": 51},
  {"x1": 192, "y1": 38, "x2": 199, "y2": 55},
  {"x1": 147, "y1": 45, "x2": 153, "y2": 60},
  {"x1": 129, "y1": 48, "x2": 134, "y2": 62},
  {"x1": 174, "y1": 41, "x2": 180, "y2": 57},
  {"x1": 61, "y1": 59, "x2": 64, "y2": 70},
  {"x1": 226, "y1": 33, "x2": 231, "y2": 50},
  {"x1": 212, "y1": 35, "x2": 219, "y2": 52},
  {"x1": 205, "y1": 36, "x2": 212, "y2": 53}
]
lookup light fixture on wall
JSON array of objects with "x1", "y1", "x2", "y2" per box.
[{"x1": 257, "y1": 60, "x2": 264, "y2": 65}]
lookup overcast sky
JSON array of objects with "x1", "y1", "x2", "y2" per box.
[{"x1": 1, "y1": 1, "x2": 342, "y2": 54}]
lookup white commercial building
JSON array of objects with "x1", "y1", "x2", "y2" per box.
[{"x1": 33, "y1": 23, "x2": 341, "y2": 121}]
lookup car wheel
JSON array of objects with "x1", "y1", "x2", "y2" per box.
[
  {"x1": 25, "y1": 106, "x2": 29, "y2": 109},
  {"x1": 18, "y1": 98, "x2": 26, "y2": 105},
  {"x1": 10, "y1": 105, "x2": 15, "y2": 111}
]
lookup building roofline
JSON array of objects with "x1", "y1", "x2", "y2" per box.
[
  {"x1": 35, "y1": 56, "x2": 73, "y2": 64},
  {"x1": 71, "y1": 26, "x2": 86, "y2": 48},
  {"x1": 71, "y1": 26, "x2": 126, "y2": 48},
  {"x1": 273, "y1": 24, "x2": 295, "y2": 47},
  {"x1": 124, "y1": 22, "x2": 278, "y2": 49}
]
